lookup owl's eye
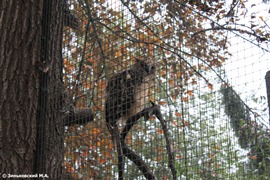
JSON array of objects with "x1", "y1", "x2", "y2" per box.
[{"x1": 144, "y1": 64, "x2": 154, "y2": 73}]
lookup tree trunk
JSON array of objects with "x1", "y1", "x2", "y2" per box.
[
  {"x1": 265, "y1": 70, "x2": 270, "y2": 126},
  {"x1": 0, "y1": 0, "x2": 43, "y2": 175},
  {"x1": 0, "y1": 0, "x2": 65, "y2": 178},
  {"x1": 34, "y1": 0, "x2": 65, "y2": 178}
]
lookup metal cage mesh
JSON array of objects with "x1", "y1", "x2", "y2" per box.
[{"x1": 62, "y1": 0, "x2": 270, "y2": 179}]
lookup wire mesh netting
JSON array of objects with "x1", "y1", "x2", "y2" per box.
[{"x1": 62, "y1": 0, "x2": 270, "y2": 179}]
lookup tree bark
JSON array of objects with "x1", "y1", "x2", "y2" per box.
[
  {"x1": 34, "y1": 0, "x2": 65, "y2": 178},
  {"x1": 0, "y1": 0, "x2": 65, "y2": 178},
  {"x1": 0, "y1": 0, "x2": 43, "y2": 175}
]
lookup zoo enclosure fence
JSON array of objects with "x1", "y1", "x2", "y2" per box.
[{"x1": 61, "y1": 0, "x2": 270, "y2": 179}]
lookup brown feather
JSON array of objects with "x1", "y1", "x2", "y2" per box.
[
  {"x1": 105, "y1": 59, "x2": 155, "y2": 129},
  {"x1": 105, "y1": 59, "x2": 155, "y2": 179}
]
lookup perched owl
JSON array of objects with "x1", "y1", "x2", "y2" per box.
[
  {"x1": 105, "y1": 58, "x2": 155, "y2": 179},
  {"x1": 105, "y1": 58, "x2": 156, "y2": 135}
]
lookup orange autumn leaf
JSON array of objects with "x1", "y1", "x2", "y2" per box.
[
  {"x1": 67, "y1": 166, "x2": 75, "y2": 173},
  {"x1": 149, "y1": 9, "x2": 156, "y2": 15},
  {"x1": 191, "y1": 78, "x2": 197, "y2": 85},
  {"x1": 250, "y1": 155, "x2": 257, "y2": 160},
  {"x1": 160, "y1": 70, "x2": 166, "y2": 77},
  {"x1": 83, "y1": 82, "x2": 91, "y2": 89},
  {"x1": 149, "y1": 115, "x2": 156, "y2": 121},
  {"x1": 81, "y1": 150, "x2": 88, "y2": 157},
  {"x1": 176, "y1": 154, "x2": 182, "y2": 159},
  {"x1": 171, "y1": 120, "x2": 179, "y2": 127},
  {"x1": 182, "y1": 97, "x2": 189, "y2": 102},
  {"x1": 148, "y1": 44, "x2": 154, "y2": 56},
  {"x1": 156, "y1": 155, "x2": 162, "y2": 161},
  {"x1": 182, "y1": 120, "x2": 190, "y2": 127},
  {"x1": 187, "y1": 90, "x2": 193, "y2": 96},
  {"x1": 152, "y1": 37, "x2": 162, "y2": 43},
  {"x1": 92, "y1": 128, "x2": 101, "y2": 135},
  {"x1": 158, "y1": 101, "x2": 166, "y2": 105},
  {"x1": 212, "y1": 145, "x2": 221, "y2": 151},
  {"x1": 208, "y1": 153, "x2": 216, "y2": 159},
  {"x1": 175, "y1": 111, "x2": 182, "y2": 117},
  {"x1": 166, "y1": 51, "x2": 171, "y2": 55},
  {"x1": 169, "y1": 79, "x2": 175, "y2": 87},
  {"x1": 103, "y1": 151, "x2": 112, "y2": 159},
  {"x1": 147, "y1": 29, "x2": 153, "y2": 36},
  {"x1": 139, "y1": 33, "x2": 144, "y2": 40},
  {"x1": 208, "y1": 83, "x2": 213, "y2": 90},
  {"x1": 98, "y1": 80, "x2": 106, "y2": 89},
  {"x1": 64, "y1": 162, "x2": 71, "y2": 169},
  {"x1": 99, "y1": 158, "x2": 107, "y2": 164},
  {"x1": 170, "y1": 95, "x2": 177, "y2": 100},
  {"x1": 120, "y1": 45, "x2": 127, "y2": 53},
  {"x1": 157, "y1": 128, "x2": 164, "y2": 134},
  {"x1": 115, "y1": 51, "x2": 121, "y2": 57}
]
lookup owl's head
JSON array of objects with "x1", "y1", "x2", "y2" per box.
[{"x1": 134, "y1": 58, "x2": 155, "y2": 75}]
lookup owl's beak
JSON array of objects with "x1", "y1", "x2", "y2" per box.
[{"x1": 147, "y1": 64, "x2": 154, "y2": 73}]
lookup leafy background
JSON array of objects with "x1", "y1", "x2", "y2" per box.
[{"x1": 62, "y1": 0, "x2": 270, "y2": 179}]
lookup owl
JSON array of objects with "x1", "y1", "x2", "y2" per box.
[
  {"x1": 105, "y1": 58, "x2": 156, "y2": 135},
  {"x1": 105, "y1": 58, "x2": 156, "y2": 179}
]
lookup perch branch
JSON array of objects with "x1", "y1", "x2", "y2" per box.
[
  {"x1": 121, "y1": 141, "x2": 157, "y2": 180},
  {"x1": 153, "y1": 105, "x2": 177, "y2": 180},
  {"x1": 64, "y1": 108, "x2": 93, "y2": 126},
  {"x1": 106, "y1": 120, "x2": 124, "y2": 180},
  {"x1": 121, "y1": 103, "x2": 176, "y2": 179},
  {"x1": 114, "y1": 126, "x2": 124, "y2": 180},
  {"x1": 121, "y1": 105, "x2": 158, "y2": 180}
]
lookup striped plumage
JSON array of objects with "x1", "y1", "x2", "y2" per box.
[
  {"x1": 105, "y1": 58, "x2": 155, "y2": 179},
  {"x1": 105, "y1": 59, "x2": 155, "y2": 133}
]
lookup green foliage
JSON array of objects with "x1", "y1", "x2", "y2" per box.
[
  {"x1": 221, "y1": 86, "x2": 250, "y2": 148},
  {"x1": 221, "y1": 85, "x2": 270, "y2": 177},
  {"x1": 62, "y1": 0, "x2": 270, "y2": 179}
]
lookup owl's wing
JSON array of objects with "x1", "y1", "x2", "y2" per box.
[{"x1": 105, "y1": 70, "x2": 136, "y2": 127}]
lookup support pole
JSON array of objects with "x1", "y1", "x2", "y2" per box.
[{"x1": 265, "y1": 71, "x2": 270, "y2": 126}]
